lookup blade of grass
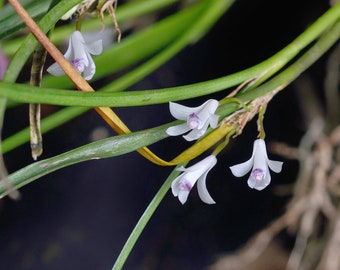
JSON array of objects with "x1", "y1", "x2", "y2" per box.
[
  {"x1": 112, "y1": 163, "x2": 186, "y2": 270},
  {"x1": 0, "y1": 122, "x2": 172, "y2": 198}
]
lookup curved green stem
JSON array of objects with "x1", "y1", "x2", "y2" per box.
[
  {"x1": 2, "y1": 3, "x2": 340, "y2": 107},
  {"x1": 112, "y1": 164, "x2": 185, "y2": 270}
]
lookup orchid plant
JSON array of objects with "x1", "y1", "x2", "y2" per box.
[{"x1": 0, "y1": 0, "x2": 339, "y2": 269}]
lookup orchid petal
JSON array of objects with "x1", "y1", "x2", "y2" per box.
[
  {"x1": 72, "y1": 37, "x2": 89, "y2": 67},
  {"x1": 229, "y1": 157, "x2": 254, "y2": 177},
  {"x1": 171, "y1": 171, "x2": 198, "y2": 193},
  {"x1": 208, "y1": 114, "x2": 219, "y2": 128},
  {"x1": 267, "y1": 160, "x2": 283, "y2": 173},
  {"x1": 171, "y1": 177, "x2": 181, "y2": 196},
  {"x1": 86, "y1": 40, "x2": 103, "y2": 55},
  {"x1": 46, "y1": 33, "x2": 75, "y2": 76},
  {"x1": 46, "y1": 63, "x2": 65, "y2": 76},
  {"x1": 62, "y1": 37, "x2": 74, "y2": 61},
  {"x1": 169, "y1": 99, "x2": 217, "y2": 120},
  {"x1": 247, "y1": 176, "x2": 257, "y2": 189},
  {"x1": 83, "y1": 51, "x2": 96, "y2": 80},
  {"x1": 183, "y1": 129, "x2": 204, "y2": 141},
  {"x1": 197, "y1": 156, "x2": 217, "y2": 204},
  {"x1": 178, "y1": 191, "x2": 190, "y2": 204},
  {"x1": 204, "y1": 99, "x2": 219, "y2": 113},
  {"x1": 166, "y1": 123, "x2": 191, "y2": 136},
  {"x1": 253, "y1": 139, "x2": 267, "y2": 157},
  {"x1": 168, "y1": 102, "x2": 198, "y2": 120},
  {"x1": 197, "y1": 174, "x2": 216, "y2": 204},
  {"x1": 171, "y1": 174, "x2": 196, "y2": 205}
]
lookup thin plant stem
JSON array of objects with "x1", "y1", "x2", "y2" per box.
[{"x1": 112, "y1": 164, "x2": 185, "y2": 270}]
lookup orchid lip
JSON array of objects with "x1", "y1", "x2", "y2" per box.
[
  {"x1": 179, "y1": 179, "x2": 192, "y2": 191},
  {"x1": 252, "y1": 168, "x2": 264, "y2": 181},
  {"x1": 72, "y1": 58, "x2": 86, "y2": 73},
  {"x1": 187, "y1": 113, "x2": 201, "y2": 129}
]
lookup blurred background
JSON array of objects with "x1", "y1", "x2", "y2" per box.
[{"x1": 0, "y1": 0, "x2": 335, "y2": 269}]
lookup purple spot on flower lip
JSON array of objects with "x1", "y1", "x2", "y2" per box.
[
  {"x1": 179, "y1": 179, "x2": 192, "y2": 191},
  {"x1": 252, "y1": 168, "x2": 264, "y2": 181},
  {"x1": 71, "y1": 58, "x2": 86, "y2": 73},
  {"x1": 187, "y1": 113, "x2": 201, "y2": 129}
]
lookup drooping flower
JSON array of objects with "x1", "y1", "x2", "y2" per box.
[
  {"x1": 166, "y1": 99, "x2": 219, "y2": 141},
  {"x1": 171, "y1": 155, "x2": 217, "y2": 204},
  {"x1": 229, "y1": 139, "x2": 283, "y2": 191},
  {"x1": 47, "y1": 31, "x2": 103, "y2": 80}
]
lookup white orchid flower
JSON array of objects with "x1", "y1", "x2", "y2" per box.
[
  {"x1": 47, "y1": 31, "x2": 103, "y2": 80},
  {"x1": 172, "y1": 155, "x2": 217, "y2": 204},
  {"x1": 166, "y1": 99, "x2": 219, "y2": 141},
  {"x1": 229, "y1": 139, "x2": 283, "y2": 191}
]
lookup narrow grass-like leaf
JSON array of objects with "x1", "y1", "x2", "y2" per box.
[
  {"x1": 0, "y1": 123, "x2": 172, "y2": 198},
  {"x1": 41, "y1": 0, "x2": 207, "y2": 89},
  {"x1": 1, "y1": 0, "x2": 229, "y2": 153},
  {"x1": 112, "y1": 163, "x2": 186, "y2": 270},
  {"x1": 0, "y1": 0, "x2": 52, "y2": 39},
  {"x1": 3, "y1": 0, "x2": 84, "y2": 83},
  {"x1": 1, "y1": 0, "x2": 180, "y2": 56}
]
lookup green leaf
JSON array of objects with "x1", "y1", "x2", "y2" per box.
[
  {"x1": 0, "y1": 123, "x2": 172, "y2": 198},
  {"x1": 41, "y1": 0, "x2": 207, "y2": 89},
  {"x1": 2, "y1": 0, "x2": 84, "y2": 83},
  {"x1": 112, "y1": 162, "x2": 186, "y2": 270},
  {"x1": 1, "y1": 0, "x2": 180, "y2": 56},
  {"x1": 0, "y1": 0, "x2": 53, "y2": 39}
]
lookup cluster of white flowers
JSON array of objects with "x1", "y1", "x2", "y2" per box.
[
  {"x1": 48, "y1": 31, "x2": 283, "y2": 206},
  {"x1": 166, "y1": 100, "x2": 283, "y2": 204}
]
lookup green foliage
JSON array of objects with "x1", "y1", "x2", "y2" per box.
[{"x1": 0, "y1": 0, "x2": 340, "y2": 269}]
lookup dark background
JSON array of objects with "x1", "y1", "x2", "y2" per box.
[{"x1": 0, "y1": 0, "x2": 332, "y2": 269}]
